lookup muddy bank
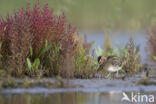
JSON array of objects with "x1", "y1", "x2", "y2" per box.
[{"x1": 1, "y1": 75, "x2": 156, "y2": 94}]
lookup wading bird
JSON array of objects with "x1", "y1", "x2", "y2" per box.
[{"x1": 97, "y1": 55, "x2": 126, "y2": 78}]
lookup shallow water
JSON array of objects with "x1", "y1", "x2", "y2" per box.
[
  {"x1": 0, "y1": 92, "x2": 131, "y2": 104},
  {"x1": 1, "y1": 91, "x2": 156, "y2": 104},
  {"x1": 1, "y1": 77, "x2": 156, "y2": 104},
  {"x1": 82, "y1": 31, "x2": 148, "y2": 63}
]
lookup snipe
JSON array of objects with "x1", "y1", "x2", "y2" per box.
[{"x1": 97, "y1": 55, "x2": 126, "y2": 78}]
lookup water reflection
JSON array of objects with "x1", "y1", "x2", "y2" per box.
[{"x1": 1, "y1": 92, "x2": 156, "y2": 104}]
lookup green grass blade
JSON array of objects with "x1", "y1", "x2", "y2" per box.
[
  {"x1": 38, "y1": 45, "x2": 51, "y2": 58},
  {"x1": 30, "y1": 46, "x2": 33, "y2": 57},
  {"x1": 54, "y1": 44, "x2": 59, "y2": 61},
  {"x1": 26, "y1": 58, "x2": 32, "y2": 69},
  {"x1": 33, "y1": 58, "x2": 40, "y2": 69}
]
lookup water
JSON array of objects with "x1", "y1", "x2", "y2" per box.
[
  {"x1": 0, "y1": 92, "x2": 128, "y2": 104},
  {"x1": 1, "y1": 77, "x2": 156, "y2": 104},
  {"x1": 1, "y1": 91, "x2": 156, "y2": 104},
  {"x1": 82, "y1": 31, "x2": 148, "y2": 63}
]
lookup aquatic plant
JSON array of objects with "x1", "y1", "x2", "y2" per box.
[
  {"x1": 148, "y1": 24, "x2": 156, "y2": 62},
  {"x1": 0, "y1": 2, "x2": 96, "y2": 78},
  {"x1": 124, "y1": 37, "x2": 141, "y2": 74},
  {"x1": 26, "y1": 42, "x2": 51, "y2": 77},
  {"x1": 95, "y1": 33, "x2": 118, "y2": 57}
]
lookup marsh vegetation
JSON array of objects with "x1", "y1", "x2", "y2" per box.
[
  {"x1": 0, "y1": 2, "x2": 97, "y2": 79},
  {"x1": 1, "y1": 1, "x2": 156, "y2": 104},
  {"x1": 0, "y1": 1, "x2": 155, "y2": 82}
]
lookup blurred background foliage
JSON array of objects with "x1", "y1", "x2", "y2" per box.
[{"x1": 1, "y1": 0, "x2": 156, "y2": 31}]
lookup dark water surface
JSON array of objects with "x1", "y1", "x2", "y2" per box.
[
  {"x1": 0, "y1": 92, "x2": 124, "y2": 104},
  {"x1": 1, "y1": 91, "x2": 156, "y2": 104}
]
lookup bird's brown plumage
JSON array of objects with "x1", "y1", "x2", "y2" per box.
[{"x1": 97, "y1": 55, "x2": 126, "y2": 72}]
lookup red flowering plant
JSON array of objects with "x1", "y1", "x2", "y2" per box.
[{"x1": 0, "y1": 2, "x2": 97, "y2": 78}]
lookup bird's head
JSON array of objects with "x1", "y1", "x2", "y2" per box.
[{"x1": 97, "y1": 56, "x2": 107, "y2": 64}]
